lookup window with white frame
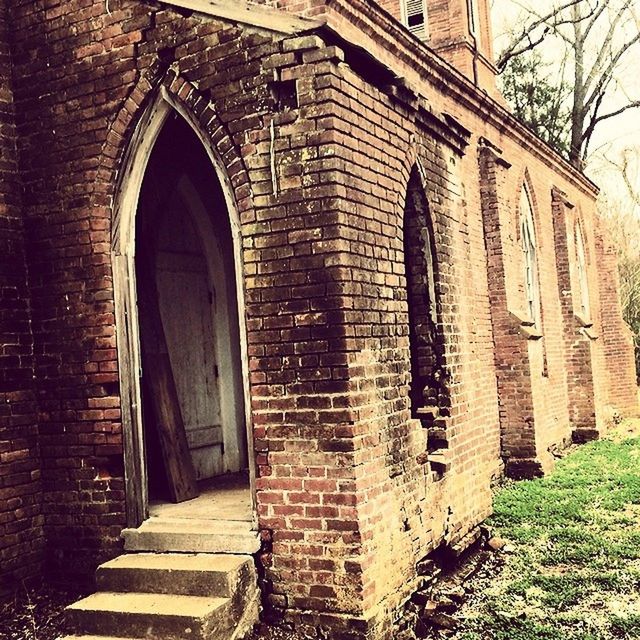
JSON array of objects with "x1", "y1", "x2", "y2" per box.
[
  {"x1": 468, "y1": 0, "x2": 481, "y2": 36},
  {"x1": 402, "y1": 0, "x2": 428, "y2": 41},
  {"x1": 520, "y1": 186, "x2": 540, "y2": 326},
  {"x1": 575, "y1": 223, "x2": 590, "y2": 320}
]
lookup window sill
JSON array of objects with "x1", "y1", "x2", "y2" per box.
[
  {"x1": 580, "y1": 326, "x2": 598, "y2": 341},
  {"x1": 509, "y1": 310, "x2": 543, "y2": 340},
  {"x1": 574, "y1": 311, "x2": 593, "y2": 328},
  {"x1": 519, "y1": 324, "x2": 543, "y2": 340}
]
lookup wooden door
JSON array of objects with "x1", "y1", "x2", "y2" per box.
[{"x1": 155, "y1": 198, "x2": 224, "y2": 480}]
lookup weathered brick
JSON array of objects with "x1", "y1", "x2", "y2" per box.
[{"x1": 0, "y1": 1, "x2": 636, "y2": 639}]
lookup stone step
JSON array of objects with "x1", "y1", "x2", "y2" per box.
[
  {"x1": 121, "y1": 518, "x2": 261, "y2": 554},
  {"x1": 66, "y1": 591, "x2": 230, "y2": 640},
  {"x1": 96, "y1": 552, "x2": 254, "y2": 598},
  {"x1": 59, "y1": 636, "x2": 141, "y2": 640}
]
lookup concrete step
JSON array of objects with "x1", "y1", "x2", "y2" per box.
[
  {"x1": 96, "y1": 552, "x2": 254, "y2": 598},
  {"x1": 121, "y1": 518, "x2": 261, "y2": 554},
  {"x1": 66, "y1": 591, "x2": 230, "y2": 640},
  {"x1": 59, "y1": 636, "x2": 141, "y2": 640}
]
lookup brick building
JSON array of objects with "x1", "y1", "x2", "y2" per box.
[{"x1": 0, "y1": 0, "x2": 637, "y2": 638}]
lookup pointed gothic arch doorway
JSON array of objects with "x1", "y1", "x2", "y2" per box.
[{"x1": 112, "y1": 92, "x2": 255, "y2": 528}]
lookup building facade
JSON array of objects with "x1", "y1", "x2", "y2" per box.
[{"x1": 0, "y1": 0, "x2": 637, "y2": 637}]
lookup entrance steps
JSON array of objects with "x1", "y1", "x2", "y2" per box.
[
  {"x1": 121, "y1": 518, "x2": 261, "y2": 554},
  {"x1": 59, "y1": 552, "x2": 260, "y2": 640}
]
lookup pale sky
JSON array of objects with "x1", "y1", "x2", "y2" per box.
[{"x1": 490, "y1": 0, "x2": 640, "y2": 210}]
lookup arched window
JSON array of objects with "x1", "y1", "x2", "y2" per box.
[
  {"x1": 403, "y1": 167, "x2": 444, "y2": 415},
  {"x1": 575, "y1": 223, "x2": 590, "y2": 320},
  {"x1": 519, "y1": 185, "x2": 540, "y2": 326}
]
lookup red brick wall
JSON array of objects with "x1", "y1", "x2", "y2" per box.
[
  {"x1": 370, "y1": 0, "x2": 499, "y2": 95},
  {"x1": 596, "y1": 221, "x2": 638, "y2": 414},
  {"x1": 8, "y1": 0, "x2": 144, "y2": 579},
  {"x1": 0, "y1": 0, "x2": 43, "y2": 596},
  {"x1": 0, "y1": 0, "x2": 636, "y2": 636},
  {"x1": 376, "y1": 0, "x2": 401, "y2": 20},
  {"x1": 478, "y1": 143, "x2": 540, "y2": 477},
  {"x1": 326, "y1": 64, "x2": 502, "y2": 632},
  {"x1": 550, "y1": 189, "x2": 609, "y2": 442}
]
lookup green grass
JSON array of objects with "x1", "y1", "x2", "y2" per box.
[{"x1": 456, "y1": 419, "x2": 640, "y2": 640}]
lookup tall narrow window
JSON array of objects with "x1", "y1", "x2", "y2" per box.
[
  {"x1": 403, "y1": 168, "x2": 444, "y2": 415},
  {"x1": 402, "y1": 0, "x2": 428, "y2": 41},
  {"x1": 520, "y1": 186, "x2": 540, "y2": 326},
  {"x1": 575, "y1": 223, "x2": 590, "y2": 320},
  {"x1": 468, "y1": 0, "x2": 481, "y2": 35}
]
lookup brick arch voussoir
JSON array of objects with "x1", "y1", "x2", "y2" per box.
[
  {"x1": 93, "y1": 67, "x2": 254, "y2": 250},
  {"x1": 516, "y1": 166, "x2": 542, "y2": 237},
  {"x1": 161, "y1": 73, "x2": 253, "y2": 216},
  {"x1": 397, "y1": 143, "x2": 420, "y2": 210},
  {"x1": 91, "y1": 69, "x2": 158, "y2": 219},
  {"x1": 396, "y1": 145, "x2": 439, "y2": 246},
  {"x1": 392, "y1": 144, "x2": 421, "y2": 246}
]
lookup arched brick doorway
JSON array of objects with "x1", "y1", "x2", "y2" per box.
[
  {"x1": 111, "y1": 89, "x2": 254, "y2": 528},
  {"x1": 135, "y1": 113, "x2": 248, "y2": 505}
]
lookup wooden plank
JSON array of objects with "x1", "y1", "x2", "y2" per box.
[
  {"x1": 137, "y1": 248, "x2": 199, "y2": 504},
  {"x1": 155, "y1": 197, "x2": 223, "y2": 482},
  {"x1": 156, "y1": 248, "x2": 221, "y2": 436},
  {"x1": 113, "y1": 253, "x2": 146, "y2": 526},
  {"x1": 156, "y1": 0, "x2": 324, "y2": 33},
  {"x1": 126, "y1": 252, "x2": 149, "y2": 519},
  {"x1": 143, "y1": 351, "x2": 200, "y2": 502},
  {"x1": 186, "y1": 425, "x2": 223, "y2": 449}
]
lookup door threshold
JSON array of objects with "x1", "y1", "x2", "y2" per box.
[
  {"x1": 148, "y1": 472, "x2": 252, "y2": 523},
  {"x1": 122, "y1": 516, "x2": 260, "y2": 554}
]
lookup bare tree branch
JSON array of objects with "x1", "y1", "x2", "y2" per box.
[
  {"x1": 495, "y1": 0, "x2": 587, "y2": 70},
  {"x1": 581, "y1": 88, "x2": 607, "y2": 158},
  {"x1": 590, "y1": 100, "x2": 640, "y2": 128},
  {"x1": 583, "y1": 0, "x2": 609, "y2": 39},
  {"x1": 496, "y1": 0, "x2": 640, "y2": 167},
  {"x1": 497, "y1": 30, "x2": 549, "y2": 71},
  {"x1": 584, "y1": 24, "x2": 640, "y2": 110}
]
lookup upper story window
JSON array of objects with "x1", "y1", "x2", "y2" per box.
[
  {"x1": 575, "y1": 223, "x2": 590, "y2": 321},
  {"x1": 468, "y1": 0, "x2": 481, "y2": 35},
  {"x1": 402, "y1": 0, "x2": 428, "y2": 41},
  {"x1": 519, "y1": 186, "x2": 540, "y2": 326}
]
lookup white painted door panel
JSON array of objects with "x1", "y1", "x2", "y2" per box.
[{"x1": 155, "y1": 205, "x2": 223, "y2": 480}]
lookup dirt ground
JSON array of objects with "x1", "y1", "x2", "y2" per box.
[
  {"x1": 3, "y1": 420, "x2": 640, "y2": 640},
  {"x1": 0, "y1": 581, "x2": 90, "y2": 640}
]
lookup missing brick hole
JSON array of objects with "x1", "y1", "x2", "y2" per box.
[
  {"x1": 98, "y1": 455, "x2": 124, "y2": 479},
  {"x1": 269, "y1": 80, "x2": 298, "y2": 111},
  {"x1": 101, "y1": 381, "x2": 120, "y2": 396},
  {"x1": 158, "y1": 46, "x2": 177, "y2": 66}
]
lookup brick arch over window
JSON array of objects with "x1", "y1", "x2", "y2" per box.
[
  {"x1": 97, "y1": 69, "x2": 255, "y2": 526},
  {"x1": 402, "y1": 164, "x2": 448, "y2": 417}
]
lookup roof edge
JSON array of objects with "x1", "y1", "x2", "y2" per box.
[
  {"x1": 320, "y1": 0, "x2": 599, "y2": 197},
  {"x1": 156, "y1": 0, "x2": 324, "y2": 34}
]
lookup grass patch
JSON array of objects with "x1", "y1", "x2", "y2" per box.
[{"x1": 455, "y1": 419, "x2": 640, "y2": 640}]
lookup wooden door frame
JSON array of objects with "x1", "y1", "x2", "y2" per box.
[{"x1": 112, "y1": 87, "x2": 256, "y2": 527}]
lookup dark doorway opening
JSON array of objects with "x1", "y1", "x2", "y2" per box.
[{"x1": 135, "y1": 113, "x2": 248, "y2": 505}]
